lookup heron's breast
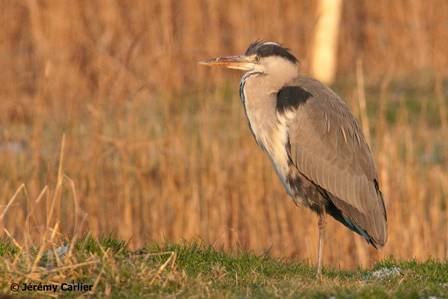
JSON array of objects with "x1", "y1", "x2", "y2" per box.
[{"x1": 241, "y1": 79, "x2": 293, "y2": 194}]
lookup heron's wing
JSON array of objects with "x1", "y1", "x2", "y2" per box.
[{"x1": 281, "y1": 76, "x2": 387, "y2": 247}]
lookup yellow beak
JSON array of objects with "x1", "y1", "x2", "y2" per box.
[{"x1": 199, "y1": 55, "x2": 256, "y2": 71}]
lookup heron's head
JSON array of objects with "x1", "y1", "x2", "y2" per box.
[{"x1": 200, "y1": 41, "x2": 299, "y2": 78}]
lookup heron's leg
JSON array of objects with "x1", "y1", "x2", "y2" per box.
[{"x1": 317, "y1": 204, "x2": 326, "y2": 279}]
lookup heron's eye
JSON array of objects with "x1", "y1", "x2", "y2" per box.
[{"x1": 254, "y1": 55, "x2": 260, "y2": 63}]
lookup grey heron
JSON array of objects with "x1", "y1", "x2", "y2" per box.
[{"x1": 200, "y1": 41, "x2": 387, "y2": 278}]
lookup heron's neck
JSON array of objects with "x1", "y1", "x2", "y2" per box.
[
  {"x1": 239, "y1": 70, "x2": 296, "y2": 185},
  {"x1": 265, "y1": 65, "x2": 300, "y2": 91},
  {"x1": 239, "y1": 71, "x2": 292, "y2": 142},
  {"x1": 243, "y1": 69, "x2": 299, "y2": 98}
]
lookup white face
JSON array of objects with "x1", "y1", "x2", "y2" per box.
[{"x1": 257, "y1": 56, "x2": 298, "y2": 76}]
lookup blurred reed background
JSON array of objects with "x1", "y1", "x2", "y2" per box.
[{"x1": 0, "y1": 0, "x2": 447, "y2": 268}]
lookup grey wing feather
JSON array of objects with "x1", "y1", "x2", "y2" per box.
[{"x1": 286, "y1": 76, "x2": 387, "y2": 247}]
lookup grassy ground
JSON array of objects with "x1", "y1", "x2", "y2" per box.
[{"x1": 1, "y1": 236, "x2": 447, "y2": 298}]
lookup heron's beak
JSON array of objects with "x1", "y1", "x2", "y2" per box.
[{"x1": 199, "y1": 55, "x2": 256, "y2": 71}]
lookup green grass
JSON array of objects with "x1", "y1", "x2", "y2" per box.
[{"x1": 0, "y1": 237, "x2": 447, "y2": 298}]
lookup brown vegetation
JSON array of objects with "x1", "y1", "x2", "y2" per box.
[{"x1": 0, "y1": 1, "x2": 447, "y2": 268}]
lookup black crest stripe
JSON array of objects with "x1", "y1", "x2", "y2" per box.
[{"x1": 245, "y1": 41, "x2": 298, "y2": 64}]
